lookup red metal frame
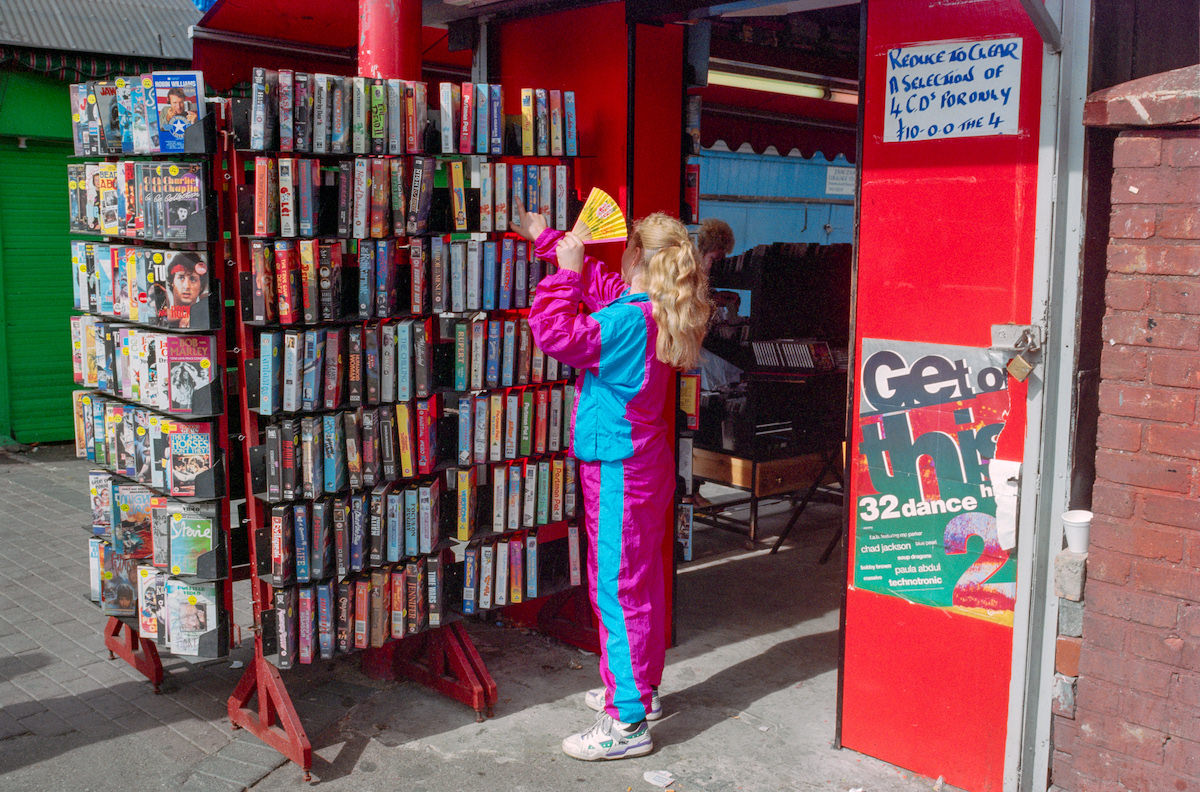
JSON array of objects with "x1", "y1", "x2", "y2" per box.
[
  {"x1": 227, "y1": 651, "x2": 313, "y2": 779},
  {"x1": 221, "y1": 114, "x2": 315, "y2": 776},
  {"x1": 219, "y1": 95, "x2": 502, "y2": 774},
  {"x1": 393, "y1": 622, "x2": 498, "y2": 720},
  {"x1": 534, "y1": 587, "x2": 599, "y2": 654},
  {"x1": 105, "y1": 616, "x2": 165, "y2": 693}
]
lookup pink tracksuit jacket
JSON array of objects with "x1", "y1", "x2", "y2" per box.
[{"x1": 528, "y1": 228, "x2": 672, "y2": 725}]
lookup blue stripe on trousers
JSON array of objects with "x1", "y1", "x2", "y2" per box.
[{"x1": 597, "y1": 458, "x2": 642, "y2": 723}]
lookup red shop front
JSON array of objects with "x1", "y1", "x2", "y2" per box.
[{"x1": 191, "y1": 2, "x2": 1093, "y2": 790}]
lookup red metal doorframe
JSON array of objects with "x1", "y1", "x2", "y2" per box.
[{"x1": 839, "y1": 3, "x2": 1045, "y2": 791}]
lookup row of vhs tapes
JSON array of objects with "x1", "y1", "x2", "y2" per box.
[
  {"x1": 68, "y1": 160, "x2": 213, "y2": 243},
  {"x1": 70, "y1": 242, "x2": 218, "y2": 330},
  {"x1": 88, "y1": 470, "x2": 224, "y2": 579},
  {"x1": 245, "y1": 69, "x2": 578, "y2": 159},
  {"x1": 72, "y1": 390, "x2": 223, "y2": 500},
  {"x1": 272, "y1": 523, "x2": 582, "y2": 668},
  {"x1": 247, "y1": 235, "x2": 553, "y2": 326},
  {"x1": 461, "y1": 526, "x2": 583, "y2": 615},
  {"x1": 255, "y1": 317, "x2": 572, "y2": 415},
  {"x1": 263, "y1": 454, "x2": 577, "y2": 583},
  {"x1": 89, "y1": 539, "x2": 228, "y2": 657},
  {"x1": 272, "y1": 555, "x2": 444, "y2": 668},
  {"x1": 71, "y1": 317, "x2": 221, "y2": 416},
  {"x1": 257, "y1": 384, "x2": 573, "y2": 505},
  {"x1": 249, "y1": 154, "x2": 572, "y2": 239},
  {"x1": 69, "y1": 71, "x2": 208, "y2": 156}
]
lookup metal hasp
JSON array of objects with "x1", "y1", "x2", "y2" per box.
[
  {"x1": 104, "y1": 617, "x2": 165, "y2": 694},
  {"x1": 991, "y1": 323, "x2": 1043, "y2": 352},
  {"x1": 1017, "y1": 0, "x2": 1063, "y2": 52}
]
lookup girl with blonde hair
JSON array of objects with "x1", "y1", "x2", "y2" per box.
[{"x1": 514, "y1": 202, "x2": 711, "y2": 761}]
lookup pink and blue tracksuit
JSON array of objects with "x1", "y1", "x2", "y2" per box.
[{"x1": 528, "y1": 228, "x2": 672, "y2": 725}]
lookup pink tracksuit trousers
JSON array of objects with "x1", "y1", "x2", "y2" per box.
[{"x1": 528, "y1": 228, "x2": 673, "y2": 724}]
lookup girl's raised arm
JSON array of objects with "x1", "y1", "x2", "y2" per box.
[{"x1": 533, "y1": 228, "x2": 626, "y2": 311}]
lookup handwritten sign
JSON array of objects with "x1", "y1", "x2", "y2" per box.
[{"x1": 884, "y1": 37, "x2": 1022, "y2": 142}]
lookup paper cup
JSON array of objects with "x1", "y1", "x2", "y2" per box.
[{"x1": 1062, "y1": 510, "x2": 1093, "y2": 553}]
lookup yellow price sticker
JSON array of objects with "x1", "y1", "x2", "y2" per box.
[
  {"x1": 116, "y1": 78, "x2": 126, "y2": 88},
  {"x1": 140, "y1": 568, "x2": 151, "y2": 578},
  {"x1": 200, "y1": 359, "x2": 210, "y2": 369},
  {"x1": 103, "y1": 571, "x2": 113, "y2": 580},
  {"x1": 79, "y1": 264, "x2": 87, "y2": 273},
  {"x1": 187, "y1": 595, "x2": 198, "y2": 605},
  {"x1": 153, "y1": 252, "x2": 163, "y2": 263},
  {"x1": 171, "y1": 565, "x2": 182, "y2": 575},
  {"x1": 169, "y1": 165, "x2": 179, "y2": 176},
  {"x1": 143, "y1": 77, "x2": 152, "y2": 88},
  {"x1": 88, "y1": 94, "x2": 96, "y2": 105},
  {"x1": 69, "y1": 181, "x2": 78, "y2": 190},
  {"x1": 72, "y1": 113, "x2": 81, "y2": 123},
  {"x1": 136, "y1": 427, "x2": 146, "y2": 436},
  {"x1": 90, "y1": 487, "x2": 97, "y2": 496}
]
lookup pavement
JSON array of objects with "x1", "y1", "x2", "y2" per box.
[{"x1": 0, "y1": 442, "x2": 953, "y2": 792}]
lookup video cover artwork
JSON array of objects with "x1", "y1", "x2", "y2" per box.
[
  {"x1": 153, "y1": 72, "x2": 206, "y2": 153},
  {"x1": 166, "y1": 335, "x2": 216, "y2": 414},
  {"x1": 169, "y1": 511, "x2": 215, "y2": 577},
  {"x1": 100, "y1": 543, "x2": 137, "y2": 617},
  {"x1": 165, "y1": 578, "x2": 216, "y2": 656},
  {"x1": 150, "y1": 250, "x2": 210, "y2": 329},
  {"x1": 167, "y1": 422, "x2": 215, "y2": 497},
  {"x1": 137, "y1": 565, "x2": 168, "y2": 640},
  {"x1": 113, "y1": 484, "x2": 153, "y2": 559},
  {"x1": 89, "y1": 470, "x2": 113, "y2": 535},
  {"x1": 160, "y1": 163, "x2": 205, "y2": 241}
]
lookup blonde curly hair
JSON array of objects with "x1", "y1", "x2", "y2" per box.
[{"x1": 630, "y1": 213, "x2": 713, "y2": 370}]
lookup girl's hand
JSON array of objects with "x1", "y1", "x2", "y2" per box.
[
  {"x1": 555, "y1": 232, "x2": 585, "y2": 273},
  {"x1": 510, "y1": 195, "x2": 548, "y2": 242}
]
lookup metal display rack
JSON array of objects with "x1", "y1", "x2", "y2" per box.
[
  {"x1": 71, "y1": 101, "x2": 243, "y2": 692},
  {"x1": 219, "y1": 81, "x2": 594, "y2": 776}
]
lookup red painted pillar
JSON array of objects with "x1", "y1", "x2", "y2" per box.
[
  {"x1": 358, "y1": 0, "x2": 421, "y2": 681},
  {"x1": 358, "y1": 0, "x2": 422, "y2": 80}
]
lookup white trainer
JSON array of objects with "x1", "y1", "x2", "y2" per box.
[
  {"x1": 584, "y1": 686, "x2": 662, "y2": 720},
  {"x1": 561, "y1": 713, "x2": 653, "y2": 761}
]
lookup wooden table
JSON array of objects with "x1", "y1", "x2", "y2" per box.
[{"x1": 691, "y1": 446, "x2": 842, "y2": 547}]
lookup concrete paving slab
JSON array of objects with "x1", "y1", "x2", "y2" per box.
[{"x1": 0, "y1": 444, "x2": 960, "y2": 792}]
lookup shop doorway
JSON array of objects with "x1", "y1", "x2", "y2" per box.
[
  {"x1": 668, "y1": 0, "x2": 864, "y2": 779},
  {"x1": 665, "y1": 3, "x2": 1055, "y2": 792}
]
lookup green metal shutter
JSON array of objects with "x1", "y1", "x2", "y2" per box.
[{"x1": 0, "y1": 135, "x2": 76, "y2": 444}]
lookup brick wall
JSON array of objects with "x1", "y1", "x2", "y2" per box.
[{"x1": 1051, "y1": 127, "x2": 1200, "y2": 791}]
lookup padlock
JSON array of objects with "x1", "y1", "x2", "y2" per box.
[{"x1": 1007, "y1": 354, "x2": 1035, "y2": 382}]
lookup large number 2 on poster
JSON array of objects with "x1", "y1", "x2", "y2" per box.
[{"x1": 943, "y1": 512, "x2": 1017, "y2": 611}]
